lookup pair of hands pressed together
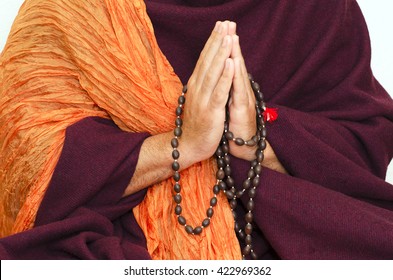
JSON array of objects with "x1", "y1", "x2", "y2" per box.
[
  {"x1": 182, "y1": 21, "x2": 258, "y2": 164},
  {"x1": 125, "y1": 21, "x2": 286, "y2": 197}
]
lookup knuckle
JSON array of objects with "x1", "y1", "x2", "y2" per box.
[
  {"x1": 204, "y1": 71, "x2": 214, "y2": 86},
  {"x1": 210, "y1": 90, "x2": 226, "y2": 106},
  {"x1": 188, "y1": 76, "x2": 196, "y2": 88},
  {"x1": 222, "y1": 67, "x2": 232, "y2": 79},
  {"x1": 199, "y1": 60, "x2": 208, "y2": 73}
]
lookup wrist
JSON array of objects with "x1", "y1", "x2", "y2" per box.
[
  {"x1": 177, "y1": 138, "x2": 206, "y2": 169},
  {"x1": 261, "y1": 140, "x2": 288, "y2": 174},
  {"x1": 229, "y1": 142, "x2": 257, "y2": 161}
]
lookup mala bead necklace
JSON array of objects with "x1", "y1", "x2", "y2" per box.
[
  {"x1": 171, "y1": 74, "x2": 274, "y2": 259},
  {"x1": 171, "y1": 84, "x2": 218, "y2": 236}
]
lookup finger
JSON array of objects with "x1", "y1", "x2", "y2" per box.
[
  {"x1": 230, "y1": 35, "x2": 249, "y2": 107},
  {"x1": 209, "y1": 58, "x2": 234, "y2": 109},
  {"x1": 231, "y1": 56, "x2": 249, "y2": 107},
  {"x1": 188, "y1": 21, "x2": 223, "y2": 86},
  {"x1": 231, "y1": 35, "x2": 255, "y2": 105},
  {"x1": 200, "y1": 35, "x2": 233, "y2": 100},
  {"x1": 192, "y1": 21, "x2": 229, "y2": 87},
  {"x1": 228, "y1": 21, "x2": 237, "y2": 36},
  {"x1": 231, "y1": 34, "x2": 242, "y2": 58}
]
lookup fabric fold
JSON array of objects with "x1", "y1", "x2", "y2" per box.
[{"x1": 0, "y1": 0, "x2": 240, "y2": 259}]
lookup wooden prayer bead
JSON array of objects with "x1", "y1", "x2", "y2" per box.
[
  {"x1": 174, "y1": 183, "x2": 181, "y2": 193},
  {"x1": 245, "y1": 223, "x2": 253, "y2": 235},
  {"x1": 193, "y1": 227, "x2": 202, "y2": 235},
  {"x1": 175, "y1": 205, "x2": 182, "y2": 215},
  {"x1": 178, "y1": 95, "x2": 185, "y2": 105},
  {"x1": 217, "y1": 158, "x2": 225, "y2": 168},
  {"x1": 170, "y1": 74, "x2": 274, "y2": 260},
  {"x1": 248, "y1": 169, "x2": 256, "y2": 179},
  {"x1": 213, "y1": 185, "x2": 220, "y2": 195},
  {"x1": 178, "y1": 216, "x2": 186, "y2": 225},
  {"x1": 172, "y1": 161, "x2": 180, "y2": 171},
  {"x1": 185, "y1": 225, "x2": 194, "y2": 234},
  {"x1": 216, "y1": 169, "x2": 225, "y2": 180},
  {"x1": 243, "y1": 179, "x2": 251, "y2": 189},
  {"x1": 224, "y1": 166, "x2": 231, "y2": 176},
  {"x1": 172, "y1": 149, "x2": 180, "y2": 160},
  {"x1": 175, "y1": 118, "x2": 183, "y2": 127},
  {"x1": 174, "y1": 127, "x2": 182, "y2": 137},
  {"x1": 171, "y1": 138, "x2": 179, "y2": 148},
  {"x1": 254, "y1": 164, "x2": 262, "y2": 175},
  {"x1": 236, "y1": 190, "x2": 244, "y2": 198},
  {"x1": 252, "y1": 81, "x2": 260, "y2": 92},
  {"x1": 248, "y1": 188, "x2": 256, "y2": 198},
  {"x1": 176, "y1": 107, "x2": 183, "y2": 116},
  {"x1": 182, "y1": 84, "x2": 188, "y2": 93},
  {"x1": 173, "y1": 171, "x2": 180, "y2": 182},
  {"x1": 174, "y1": 194, "x2": 182, "y2": 204},
  {"x1": 210, "y1": 197, "x2": 218, "y2": 207},
  {"x1": 202, "y1": 219, "x2": 210, "y2": 227},
  {"x1": 245, "y1": 235, "x2": 252, "y2": 245},
  {"x1": 247, "y1": 200, "x2": 255, "y2": 211},
  {"x1": 226, "y1": 177, "x2": 234, "y2": 187},
  {"x1": 245, "y1": 212, "x2": 253, "y2": 223},
  {"x1": 243, "y1": 245, "x2": 252, "y2": 256},
  {"x1": 234, "y1": 138, "x2": 245, "y2": 146},
  {"x1": 206, "y1": 208, "x2": 214, "y2": 218},
  {"x1": 226, "y1": 190, "x2": 235, "y2": 200},
  {"x1": 225, "y1": 131, "x2": 234, "y2": 139}
]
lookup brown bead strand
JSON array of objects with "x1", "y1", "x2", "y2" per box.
[
  {"x1": 222, "y1": 74, "x2": 266, "y2": 260},
  {"x1": 171, "y1": 85, "x2": 223, "y2": 235},
  {"x1": 225, "y1": 131, "x2": 259, "y2": 147},
  {"x1": 171, "y1": 75, "x2": 267, "y2": 260}
]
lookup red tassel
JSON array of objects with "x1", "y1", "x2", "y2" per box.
[{"x1": 263, "y1": 107, "x2": 278, "y2": 123}]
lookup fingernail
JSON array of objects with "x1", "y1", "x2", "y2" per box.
[
  {"x1": 214, "y1": 21, "x2": 220, "y2": 32},
  {"x1": 217, "y1": 22, "x2": 222, "y2": 34},
  {"x1": 229, "y1": 21, "x2": 237, "y2": 32}
]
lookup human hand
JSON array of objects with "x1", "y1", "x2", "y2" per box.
[
  {"x1": 180, "y1": 21, "x2": 235, "y2": 166},
  {"x1": 227, "y1": 33, "x2": 288, "y2": 174},
  {"x1": 227, "y1": 34, "x2": 258, "y2": 161}
]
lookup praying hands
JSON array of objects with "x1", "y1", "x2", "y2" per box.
[
  {"x1": 3, "y1": 0, "x2": 392, "y2": 260},
  {"x1": 124, "y1": 21, "x2": 286, "y2": 197}
]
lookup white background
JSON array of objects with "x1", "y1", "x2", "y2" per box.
[
  {"x1": 2, "y1": 260, "x2": 393, "y2": 280},
  {"x1": 0, "y1": 0, "x2": 392, "y2": 184}
]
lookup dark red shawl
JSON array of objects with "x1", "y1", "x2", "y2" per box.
[{"x1": 1, "y1": 0, "x2": 393, "y2": 259}]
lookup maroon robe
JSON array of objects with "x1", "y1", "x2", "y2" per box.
[{"x1": 1, "y1": 0, "x2": 393, "y2": 259}]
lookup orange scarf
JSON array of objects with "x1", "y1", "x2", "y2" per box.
[{"x1": 0, "y1": 0, "x2": 241, "y2": 259}]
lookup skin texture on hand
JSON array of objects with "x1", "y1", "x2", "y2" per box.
[
  {"x1": 123, "y1": 21, "x2": 287, "y2": 197},
  {"x1": 227, "y1": 32, "x2": 287, "y2": 174},
  {"x1": 180, "y1": 21, "x2": 235, "y2": 163}
]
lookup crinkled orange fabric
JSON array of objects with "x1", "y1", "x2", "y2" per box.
[{"x1": 0, "y1": 0, "x2": 241, "y2": 259}]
